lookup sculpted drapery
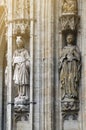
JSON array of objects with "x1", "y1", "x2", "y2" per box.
[
  {"x1": 13, "y1": 36, "x2": 30, "y2": 97},
  {"x1": 59, "y1": 34, "x2": 81, "y2": 100}
]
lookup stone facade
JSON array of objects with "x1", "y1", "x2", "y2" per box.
[{"x1": 0, "y1": 0, "x2": 85, "y2": 130}]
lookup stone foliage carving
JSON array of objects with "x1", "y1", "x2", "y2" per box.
[
  {"x1": 62, "y1": 0, "x2": 77, "y2": 14},
  {"x1": 13, "y1": 36, "x2": 30, "y2": 112}
]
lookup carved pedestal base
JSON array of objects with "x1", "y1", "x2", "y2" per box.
[
  {"x1": 61, "y1": 97, "x2": 79, "y2": 111},
  {"x1": 61, "y1": 97, "x2": 79, "y2": 120},
  {"x1": 14, "y1": 96, "x2": 29, "y2": 121},
  {"x1": 14, "y1": 96, "x2": 29, "y2": 112}
]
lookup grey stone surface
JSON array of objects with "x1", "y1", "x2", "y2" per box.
[
  {"x1": 16, "y1": 121, "x2": 29, "y2": 130},
  {"x1": 64, "y1": 119, "x2": 79, "y2": 130}
]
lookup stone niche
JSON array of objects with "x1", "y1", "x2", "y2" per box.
[{"x1": 59, "y1": 0, "x2": 81, "y2": 130}]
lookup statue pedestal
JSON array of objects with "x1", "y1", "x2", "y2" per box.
[
  {"x1": 14, "y1": 96, "x2": 29, "y2": 112},
  {"x1": 14, "y1": 96, "x2": 29, "y2": 121},
  {"x1": 61, "y1": 97, "x2": 79, "y2": 112},
  {"x1": 61, "y1": 97, "x2": 79, "y2": 120}
]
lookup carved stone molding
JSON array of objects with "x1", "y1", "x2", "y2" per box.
[
  {"x1": 60, "y1": 0, "x2": 80, "y2": 32},
  {"x1": 60, "y1": 14, "x2": 80, "y2": 31},
  {"x1": 62, "y1": 112, "x2": 78, "y2": 121},
  {"x1": 13, "y1": 0, "x2": 30, "y2": 36},
  {"x1": 61, "y1": 98, "x2": 79, "y2": 112},
  {"x1": 14, "y1": 96, "x2": 29, "y2": 113},
  {"x1": 5, "y1": 0, "x2": 30, "y2": 36},
  {"x1": 12, "y1": 20, "x2": 30, "y2": 36},
  {"x1": 14, "y1": 112, "x2": 29, "y2": 122},
  {"x1": 62, "y1": 0, "x2": 78, "y2": 14}
]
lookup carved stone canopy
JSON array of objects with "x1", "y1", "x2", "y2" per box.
[
  {"x1": 12, "y1": 19, "x2": 30, "y2": 36},
  {"x1": 60, "y1": 14, "x2": 80, "y2": 31},
  {"x1": 62, "y1": 0, "x2": 78, "y2": 14}
]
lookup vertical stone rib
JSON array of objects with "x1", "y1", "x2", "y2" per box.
[
  {"x1": 44, "y1": 0, "x2": 49, "y2": 130},
  {"x1": 33, "y1": 0, "x2": 41, "y2": 129},
  {"x1": 81, "y1": 0, "x2": 86, "y2": 130},
  {"x1": 41, "y1": 0, "x2": 45, "y2": 129},
  {"x1": 29, "y1": 0, "x2": 34, "y2": 130},
  {"x1": 7, "y1": 0, "x2": 13, "y2": 130},
  {"x1": 47, "y1": 0, "x2": 54, "y2": 130},
  {"x1": 40, "y1": 0, "x2": 55, "y2": 129}
]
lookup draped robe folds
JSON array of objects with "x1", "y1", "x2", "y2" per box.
[
  {"x1": 13, "y1": 48, "x2": 30, "y2": 86},
  {"x1": 59, "y1": 45, "x2": 81, "y2": 99}
]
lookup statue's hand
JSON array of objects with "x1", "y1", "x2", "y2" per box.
[{"x1": 67, "y1": 54, "x2": 74, "y2": 61}]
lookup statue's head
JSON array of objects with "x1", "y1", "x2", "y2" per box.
[
  {"x1": 16, "y1": 36, "x2": 24, "y2": 49},
  {"x1": 66, "y1": 33, "x2": 74, "y2": 45}
]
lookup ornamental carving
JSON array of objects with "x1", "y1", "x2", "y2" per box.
[
  {"x1": 60, "y1": 0, "x2": 79, "y2": 31},
  {"x1": 12, "y1": 20, "x2": 30, "y2": 35},
  {"x1": 62, "y1": 0, "x2": 78, "y2": 14},
  {"x1": 60, "y1": 15, "x2": 80, "y2": 31}
]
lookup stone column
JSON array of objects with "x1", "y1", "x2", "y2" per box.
[
  {"x1": 47, "y1": 0, "x2": 54, "y2": 129},
  {"x1": 29, "y1": 0, "x2": 34, "y2": 130},
  {"x1": 41, "y1": 0, "x2": 45, "y2": 129},
  {"x1": 54, "y1": 0, "x2": 62, "y2": 130},
  {"x1": 0, "y1": 65, "x2": 3, "y2": 130},
  {"x1": 31, "y1": 0, "x2": 55, "y2": 130},
  {"x1": 41, "y1": 0, "x2": 55, "y2": 130},
  {"x1": 80, "y1": 0, "x2": 86, "y2": 130},
  {"x1": 6, "y1": 0, "x2": 13, "y2": 130}
]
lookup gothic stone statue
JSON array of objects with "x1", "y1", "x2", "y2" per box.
[
  {"x1": 59, "y1": 34, "x2": 81, "y2": 100},
  {"x1": 13, "y1": 36, "x2": 30, "y2": 98}
]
